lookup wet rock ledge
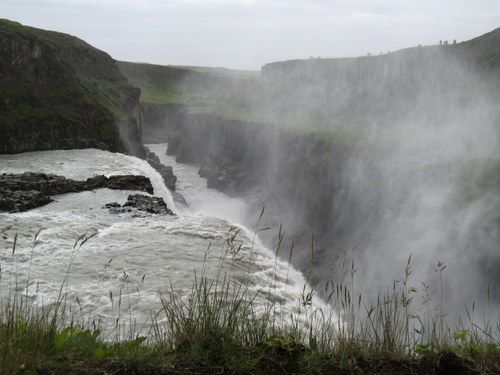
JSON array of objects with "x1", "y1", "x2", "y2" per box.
[
  {"x1": 144, "y1": 146, "x2": 188, "y2": 207},
  {"x1": 144, "y1": 147, "x2": 177, "y2": 191},
  {"x1": 105, "y1": 194, "x2": 173, "y2": 215},
  {"x1": 0, "y1": 172, "x2": 154, "y2": 213}
]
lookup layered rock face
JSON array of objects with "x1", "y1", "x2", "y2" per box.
[{"x1": 0, "y1": 19, "x2": 145, "y2": 157}]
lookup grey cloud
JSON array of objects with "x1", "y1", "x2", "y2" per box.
[{"x1": 0, "y1": 0, "x2": 499, "y2": 69}]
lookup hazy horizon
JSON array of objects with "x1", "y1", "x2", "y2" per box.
[{"x1": 1, "y1": 0, "x2": 499, "y2": 70}]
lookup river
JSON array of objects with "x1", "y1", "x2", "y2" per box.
[{"x1": 0, "y1": 144, "x2": 333, "y2": 338}]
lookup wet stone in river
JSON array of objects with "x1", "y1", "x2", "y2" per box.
[{"x1": 105, "y1": 194, "x2": 174, "y2": 215}]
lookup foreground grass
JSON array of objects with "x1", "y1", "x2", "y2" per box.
[
  {"x1": 0, "y1": 236, "x2": 499, "y2": 374},
  {"x1": 2, "y1": 290, "x2": 498, "y2": 374}
]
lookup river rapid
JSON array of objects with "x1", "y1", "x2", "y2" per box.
[{"x1": 0, "y1": 144, "x2": 332, "y2": 338}]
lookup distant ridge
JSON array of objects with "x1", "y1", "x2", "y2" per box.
[{"x1": 262, "y1": 27, "x2": 500, "y2": 74}]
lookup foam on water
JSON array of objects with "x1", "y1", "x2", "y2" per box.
[{"x1": 0, "y1": 146, "x2": 334, "y2": 335}]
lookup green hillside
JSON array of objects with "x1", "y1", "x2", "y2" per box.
[{"x1": 117, "y1": 61, "x2": 260, "y2": 115}]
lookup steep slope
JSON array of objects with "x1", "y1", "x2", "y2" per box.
[{"x1": 0, "y1": 19, "x2": 145, "y2": 156}]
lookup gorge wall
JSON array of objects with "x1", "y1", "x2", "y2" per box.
[
  {"x1": 141, "y1": 105, "x2": 375, "y2": 281},
  {"x1": 135, "y1": 28, "x2": 500, "y2": 315},
  {"x1": 142, "y1": 103, "x2": 500, "y2": 319}
]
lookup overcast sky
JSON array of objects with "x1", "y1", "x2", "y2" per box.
[{"x1": 1, "y1": 0, "x2": 499, "y2": 70}]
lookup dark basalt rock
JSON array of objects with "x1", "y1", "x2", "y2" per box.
[
  {"x1": 0, "y1": 189, "x2": 53, "y2": 212},
  {"x1": 106, "y1": 175, "x2": 153, "y2": 193},
  {"x1": 0, "y1": 172, "x2": 154, "y2": 213},
  {"x1": 172, "y1": 191, "x2": 189, "y2": 207},
  {"x1": 106, "y1": 194, "x2": 173, "y2": 215},
  {"x1": 144, "y1": 147, "x2": 177, "y2": 191},
  {"x1": 104, "y1": 202, "x2": 121, "y2": 208}
]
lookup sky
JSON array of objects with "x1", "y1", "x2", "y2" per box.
[{"x1": 1, "y1": 0, "x2": 499, "y2": 70}]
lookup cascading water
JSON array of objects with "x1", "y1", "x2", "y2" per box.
[{"x1": 0, "y1": 146, "x2": 333, "y2": 335}]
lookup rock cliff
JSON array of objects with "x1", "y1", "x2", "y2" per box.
[{"x1": 0, "y1": 19, "x2": 145, "y2": 156}]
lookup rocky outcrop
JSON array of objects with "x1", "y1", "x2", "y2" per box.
[
  {"x1": 105, "y1": 194, "x2": 173, "y2": 215},
  {"x1": 103, "y1": 175, "x2": 153, "y2": 193},
  {"x1": 0, "y1": 19, "x2": 145, "y2": 157},
  {"x1": 143, "y1": 146, "x2": 189, "y2": 206},
  {"x1": 144, "y1": 146, "x2": 177, "y2": 191},
  {"x1": 0, "y1": 172, "x2": 153, "y2": 212},
  {"x1": 1, "y1": 190, "x2": 53, "y2": 213}
]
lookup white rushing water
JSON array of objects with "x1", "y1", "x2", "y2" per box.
[{"x1": 0, "y1": 145, "x2": 333, "y2": 337}]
